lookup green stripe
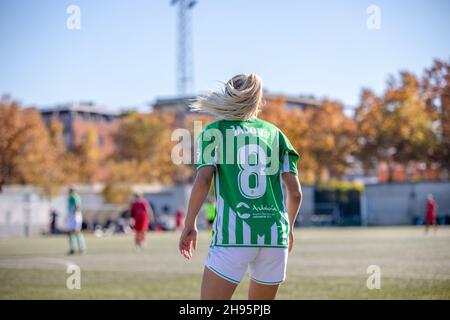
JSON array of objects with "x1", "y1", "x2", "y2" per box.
[
  {"x1": 222, "y1": 202, "x2": 229, "y2": 245},
  {"x1": 277, "y1": 219, "x2": 283, "y2": 246},
  {"x1": 251, "y1": 277, "x2": 284, "y2": 285},
  {"x1": 264, "y1": 228, "x2": 271, "y2": 245},
  {"x1": 236, "y1": 216, "x2": 243, "y2": 245},
  {"x1": 250, "y1": 228, "x2": 257, "y2": 245},
  {"x1": 207, "y1": 266, "x2": 240, "y2": 284}
]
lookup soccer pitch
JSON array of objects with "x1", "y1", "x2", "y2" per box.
[{"x1": 0, "y1": 227, "x2": 449, "y2": 299}]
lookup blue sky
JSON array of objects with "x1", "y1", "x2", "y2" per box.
[{"x1": 0, "y1": 0, "x2": 449, "y2": 111}]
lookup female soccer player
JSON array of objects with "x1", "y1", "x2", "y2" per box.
[
  {"x1": 66, "y1": 187, "x2": 86, "y2": 255},
  {"x1": 179, "y1": 73, "x2": 302, "y2": 300},
  {"x1": 130, "y1": 192, "x2": 154, "y2": 249},
  {"x1": 424, "y1": 193, "x2": 438, "y2": 235}
]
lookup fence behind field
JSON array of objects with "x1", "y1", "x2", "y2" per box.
[
  {"x1": 1, "y1": 182, "x2": 449, "y2": 237},
  {"x1": 0, "y1": 186, "x2": 52, "y2": 238},
  {"x1": 363, "y1": 182, "x2": 450, "y2": 225},
  {"x1": 296, "y1": 185, "x2": 314, "y2": 225}
]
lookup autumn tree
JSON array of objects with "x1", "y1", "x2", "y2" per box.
[
  {"x1": 102, "y1": 111, "x2": 178, "y2": 198},
  {"x1": 306, "y1": 100, "x2": 356, "y2": 181},
  {"x1": 261, "y1": 96, "x2": 355, "y2": 183},
  {"x1": 355, "y1": 72, "x2": 439, "y2": 182},
  {"x1": 179, "y1": 112, "x2": 214, "y2": 182},
  {"x1": 261, "y1": 96, "x2": 316, "y2": 183},
  {"x1": 0, "y1": 96, "x2": 64, "y2": 194},
  {"x1": 354, "y1": 89, "x2": 385, "y2": 173},
  {"x1": 421, "y1": 58, "x2": 450, "y2": 174},
  {"x1": 73, "y1": 127, "x2": 100, "y2": 183},
  {"x1": 115, "y1": 112, "x2": 170, "y2": 162}
]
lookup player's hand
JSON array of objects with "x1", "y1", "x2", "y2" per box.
[
  {"x1": 179, "y1": 225, "x2": 198, "y2": 260},
  {"x1": 288, "y1": 230, "x2": 294, "y2": 253}
]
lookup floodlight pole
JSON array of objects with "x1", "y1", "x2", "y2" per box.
[{"x1": 171, "y1": 0, "x2": 197, "y2": 95}]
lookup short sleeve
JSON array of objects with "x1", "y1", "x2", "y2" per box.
[
  {"x1": 279, "y1": 130, "x2": 300, "y2": 175},
  {"x1": 195, "y1": 127, "x2": 219, "y2": 171},
  {"x1": 74, "y1": 195, "x2": 82, "y2": 208}
]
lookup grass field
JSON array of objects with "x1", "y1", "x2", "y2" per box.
[{"x1": 0, "y1": 227, "x2": 449, "y2": 299}]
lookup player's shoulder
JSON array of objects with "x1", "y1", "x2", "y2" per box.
[
  {"x1": 201, "y1": 118, "x2": 281, "y2": 134},
  {"x1": 201, "y1": 120, "x2": 221, "y2": 132},
  {"x1": 70, "y1": 193, "x2": 80, "y2": 200},
  {"x1": 255, "y1": 118, "x2": 280, "y2": 131}
]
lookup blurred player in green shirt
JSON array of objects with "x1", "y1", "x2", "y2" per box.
[
  {"x1": 65, "y1": 187, "x2": 86, "y2": 255},
  {"x1": 204, "y1": 198, "x2": 216, "y2": 229}
]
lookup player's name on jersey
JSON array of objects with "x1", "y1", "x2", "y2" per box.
[{"x1": 229, "y1": 125, "x2": 270, "y2": 139}]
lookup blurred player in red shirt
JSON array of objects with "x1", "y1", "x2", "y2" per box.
[
  {"x1": 130, "y1": 193, "x2": 154, "y2": 249},
  {"x1": 424, "y1": 194, "x2": 438, "y2": 235},
  {"x1": 175, "y1": 208, "x2": 184, "y2": 230}
]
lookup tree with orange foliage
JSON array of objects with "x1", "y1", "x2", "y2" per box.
[
  {"x1": 47, "y1": 117, "x2": 80, "y2": 185},
  {"x1": 0, "y1": 96, "x2": 64, "y2": 195},
  {"x1": 261, "y1": 96, "x2": 355, "y2": 183},
  {"x1": 74, "y1": 127, "x2": 100, "y2": 183},
  {"x1": 422, "y1": 58, "x2": 450, "y2": 175},
  {"x1": 355, "y1": 71, "x2": 439, "y2": 182},
  {"x1": 102, "y1": 111, "x2": 180, "y2": 203},
  {"x1": 261, "y1": 96, "x2": 315, "y2": 183},
  {"x1": 306, "y1": 100, "x2": 356, "y2": 182}
]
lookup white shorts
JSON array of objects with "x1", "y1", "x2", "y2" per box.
[
  {"x1": 65, "y1": 212, "x2": 83, "y2": 232},
  {"x1": 205, "y1": 246, "x2": 288, "y2": 285}
]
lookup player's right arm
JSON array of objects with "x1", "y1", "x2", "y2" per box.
[{"x1": 179, "y1": 166, "x2": 214, "y2": 260}]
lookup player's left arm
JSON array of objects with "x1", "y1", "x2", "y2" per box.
[
  {"x1": 75, "y1": 196, "x2": 81, "y2": 212},
  {"x1": 179, "y1": 166, "x2": 214, "y2": 259},
  {"x1": 282, "y1": 172, "x2": 302, "y2": 253}
]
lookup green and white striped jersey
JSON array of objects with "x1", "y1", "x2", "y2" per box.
[{"x1": 196, "y1": 118, "x2": 299, "y2": 248}]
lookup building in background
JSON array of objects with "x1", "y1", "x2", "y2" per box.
[
  {"x1": 377, "y1": 160, "x2": 443, "y2": 183},
  {"x1": 151, "y1": 93, "x2": 322, "y2": 115},
  {"x1": 36, "y1": 98, "x2": 445, "y2": 185},
  {"x1": 39, "y1": 102, "x2": 121, "y2": 160}
]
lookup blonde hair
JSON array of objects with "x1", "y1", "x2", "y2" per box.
[{"x1": 190, "y1": 73, "x2": 264, "y2": 121}]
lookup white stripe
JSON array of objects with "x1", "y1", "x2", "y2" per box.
[
  {"x1": 257, "y1": 234, "x2": 265, "y2": 245},
  {"x1": 279, "y1": 173, "x2": 288, "y2": 246},
  {"x1": 214, "y1": 169, "x2": 223, "y2": 245},
  {"x1": 282, "y1": 152, "x2": 288, "y2": 172},
  {"x1": 211, "y1": 244, "x2": 285, "y2": 248},
  {"x1": 217, "y1": 215, "x2": 223, "y2": 244},
  {"x1": 271, "y1": 223, "x2": 278, "y2": 246},
  {"x1": 213, "y1": 145, "x2": 218, "y2": 165},
  {"x1": 280, "y1": 173, "x2": 287, "y2": 213},
  {"x1": 243, "y1": 221, "x2": 251, "y2": 245},
  {"x1": 228, "y1": 208, "x2": 236, "y2": 244},
  {"x1": 280, "y1": 216, "x2": 288, "y2": 245}
]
